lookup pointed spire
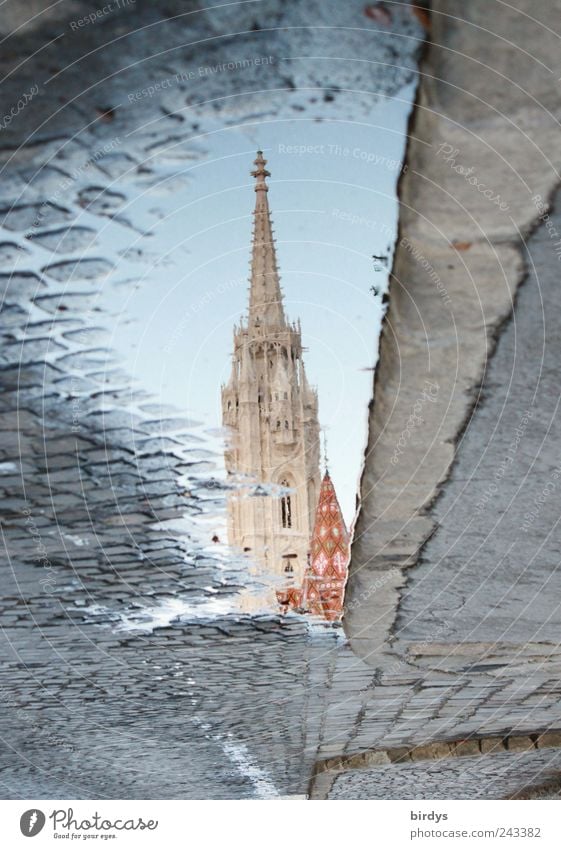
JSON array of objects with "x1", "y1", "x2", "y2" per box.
[
  {"x1": 322, "y1": 427, "x2": 329, "y2": 474},
  {"x1": 301, "y1": 470, "x2": 349, "y2": 621},
  {"x1": 225, "y1": 356, "x2": 238, "y2": 391},
  {"x1": 248, "y1": 151, "x2": 286, "y2": 331}
]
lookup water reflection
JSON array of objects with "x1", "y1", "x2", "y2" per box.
[
  {"x1": 0, "y1": 0, "x2": 421, "y2": 798},
  {"x1": 222, "y1": 152, "x2": 348, "y2": 618}
]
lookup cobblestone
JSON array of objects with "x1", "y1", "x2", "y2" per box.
[{"x1": 329, "y1": 749, "x2": 561, "y2": 800}]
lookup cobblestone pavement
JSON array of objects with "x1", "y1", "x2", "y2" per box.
[
  {"x1": 323, "y1": 0, "x2": 561, "y2": 799},
  {"x1": 397, "y1": 192, "x2": 561, "y2": 646},
  {"x1": 329, "y1": 749, "x2": 561, "y2": 800},
  {"x1": 318, "y1": 192, "x2": 561, "y2": 766},
  {"x1": 0, "y1": 235, "x2": 349, "y2": 798},
  {"x1": 1, "y1": 270, "x2": 351, "y2": 798},
  {"x1": 312, "y1": 191, "x2": 561, "y2": 796},
  {"x1": 6, "y1": 0, "x2": 560, "y2": 802}
]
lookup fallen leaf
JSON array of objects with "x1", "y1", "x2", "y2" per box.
[
  {"x1": 411, "y1": 5, "x2": 431, "y2": 30},
  {"x1": 96, "y1": 106, "x2": 115, "y2": 123}
]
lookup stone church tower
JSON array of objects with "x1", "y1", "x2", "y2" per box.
[{"x1": 222, "y1": 152, "x2": 321, "y2": 591}]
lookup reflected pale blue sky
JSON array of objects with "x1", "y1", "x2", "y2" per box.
[{"x1": 106, "y1": 85, "x2": 415, "y2": 524}]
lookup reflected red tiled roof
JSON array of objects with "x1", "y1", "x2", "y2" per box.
[{"x1": 300, "y1": 471, "x2": 349, "y2": 621}]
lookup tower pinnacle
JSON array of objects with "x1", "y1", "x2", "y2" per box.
[
  {"x1": 300, "y1": 470, "x2": 349, "y2": 621},
  {"x1": 322, "y1": 428, "x2": 330, "y2": 475},
  {"x1": 251, "y1": 150, "x2": 270, "y2": 191}
]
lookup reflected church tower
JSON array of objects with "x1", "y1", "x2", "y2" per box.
[{"x1": 221, "y1": 152, "x2": 321, "y2": 592}]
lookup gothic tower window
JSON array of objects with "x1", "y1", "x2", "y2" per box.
[{"x1": 280, "y1": 479, "x2": 292, "y2": 528}]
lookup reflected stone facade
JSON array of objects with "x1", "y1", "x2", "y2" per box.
[{"x1": 222, "y1": 153, "x2": 321, "y2": 591}]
